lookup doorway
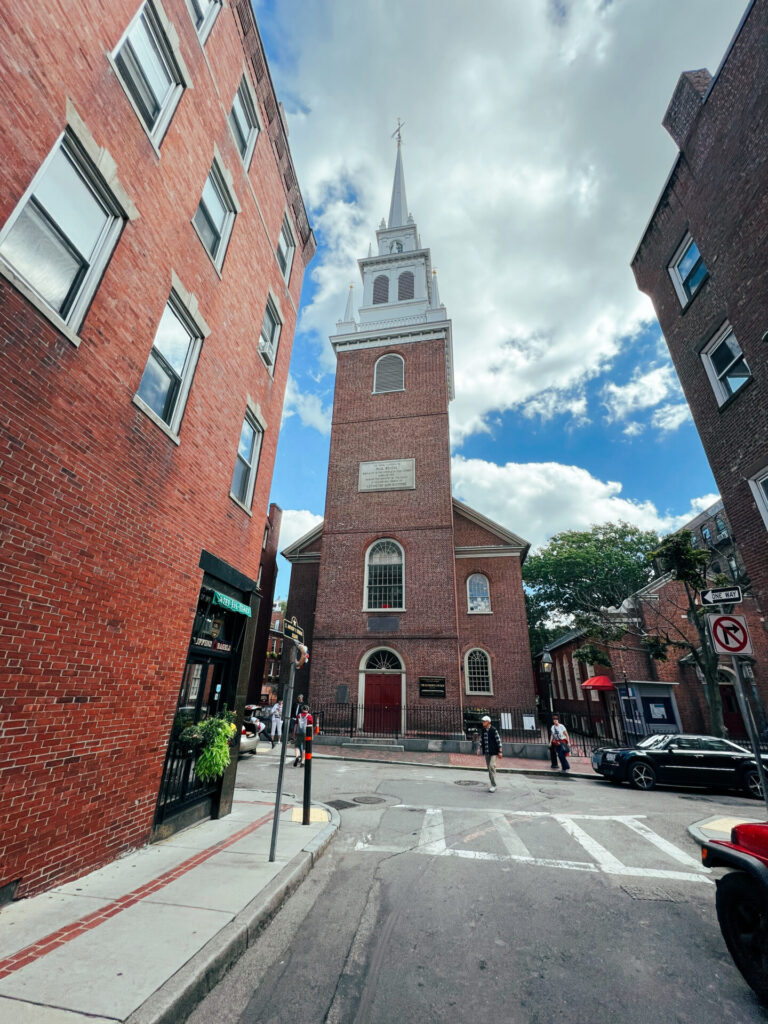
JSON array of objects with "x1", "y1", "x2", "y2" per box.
[{"x1": 360, "y1": 648, "x2": 403, "y2": 735}]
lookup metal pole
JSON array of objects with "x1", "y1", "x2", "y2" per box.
[
  {"x1": 302, "y1": 722, "x2": 312, "y2": 825},
  {"x1": 269, "y1": 643, "x2": 297, "y2": 862},
  {"x1": 731, "y1": 654, "x2": 768, "y2": 817}
]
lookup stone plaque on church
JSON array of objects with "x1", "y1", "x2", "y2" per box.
[{"x1": 358, "y1": 458, "x2": 415, "y2": 492}]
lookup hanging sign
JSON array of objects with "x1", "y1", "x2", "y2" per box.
[{"x1": 283, "y1": 616, "x2": 304, "y2": 643}]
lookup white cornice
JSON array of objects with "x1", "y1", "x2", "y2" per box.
[
  {"x1": 452, "y1": 498, "x2": 530, "y2": 557},
  {"x1": 281, "y1": 521, "x2": 324, "y2": 562}
]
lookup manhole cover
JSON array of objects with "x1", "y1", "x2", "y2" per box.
[
  {"x1": 454, "y1": 780, "x2": 484, "y2": 787},
  {"x1": 327, "y1": 799, "x2": 357, "y2": 810},
  {"x1": 353, "y1": 796, "x2": 385, "y2": 804}
]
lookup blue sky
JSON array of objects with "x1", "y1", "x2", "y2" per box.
[{"x1": 254, "y1": 0, "x2": 746, "y2": 599}]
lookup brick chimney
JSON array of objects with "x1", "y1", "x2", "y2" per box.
[{"x1": 662, "y1": 69, "x2": 712, "y2": 148}]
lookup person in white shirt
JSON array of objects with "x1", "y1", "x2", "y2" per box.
[
  {"x1": 270, "y1": 700, "x2": 283, "y2": 748},
  {"x1": 550, "y1": 715, "x2": 570, "y2": 772}
]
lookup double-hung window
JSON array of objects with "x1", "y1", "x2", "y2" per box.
[
  {"x1": 187, "y1": 0, "x2": 221, "y2": 42},
  {"x1": 668, "y1": 233, "x2": 708, "y2": 306},
  {"x1": 229, "y1": 78, "x2": 260, "y2": 168},
  {"x1": 231, "y1": 410, "x2": 264, "y2": 509},
  {"x1": 194, "y1": 161, "x2": 237, "y2": 269},
  {"x1": 0, "y1": 133, "x2": 125, "y2": 332},
  {"x1": 276, "y1": 217, "x2": 295, "y2": 282},
  {"x1": 749, "y1": 468, "x2": 768, "y2": 530},
  {"x1": 113, "y1": 1, "x2": 185, "y2": 146},
  {"x1": 701, "y1": 323, "x2": 751, "y2": 405},
  {"x1": 365, "y1": 540, "x2": 404, "y2": 610},
  {"x1": 259, "y1": 298, "x2": 282, "y2": 367},
  {"x1": 135, "y1": 294, "x2": 203, "y2": 435}
]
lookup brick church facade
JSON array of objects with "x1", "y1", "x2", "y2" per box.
[{"x1": 283, "y1": 144, "x2": 534, "y2": 724}]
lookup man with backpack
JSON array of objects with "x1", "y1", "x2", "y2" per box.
[{"x1": 292, "y1": 704, "x2": 313, "y2": 767}]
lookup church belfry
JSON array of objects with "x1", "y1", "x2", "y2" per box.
[{"x1": 282, "y1": 139, "x2": 533, "y2": 723}]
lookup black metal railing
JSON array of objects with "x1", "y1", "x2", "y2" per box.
[
  {"x1": 313, "y1": 703, "x2": 544, "y2": 744},
  {"x1": 154, "y1": 741, "x2": 218, "y2": 824}
]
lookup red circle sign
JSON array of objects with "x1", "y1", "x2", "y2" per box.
[{"x1": 711, "y1": 615, "x2": 749, "y2": 653}]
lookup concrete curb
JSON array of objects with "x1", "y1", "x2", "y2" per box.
[
  {"x1": 312, "y1": 751, "x2": 597, "y2": 781},
  {"x1": 125, "y1": 804, "x2": 340, "y2": 1024}
]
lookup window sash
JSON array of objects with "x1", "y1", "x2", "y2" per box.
[
  {"x1": 277, "y1": 220, "x2": 294, "y2": 278},
  {"x1": 669, "y1": 235, "x2": 708, "y2": 306},
  {"x1": 231, "y1": 414, "x2": 263, "y2": 507},
  {"x1": 466, "y1": 650, "x2": 491, "y2": 693},
  {"x1": 710, "y1": 332, "x2": 750, "y2": 396},
  {"x1": 366, "y1": 541, "x2": 404, "y2": 609},
  {"x1": 259, "y1": 301, "x2": 281, "y2": 363},
  {"x1": 136, "y1": 299, "x2": 198, "y2": 427},
  {"x1": 115, "y1": 9, "x2": 176, "y2": 132},
  {"x1": 229, "y1": 82, "x2": 258, "y2": 161},
  {"x1": 467, "y1": 574, "x2": 491, "y2": 613},
  {"x1": 194, "y1": 168, "x2": 234, "y2": 263}
]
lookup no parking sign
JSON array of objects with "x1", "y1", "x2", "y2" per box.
[{"x1": 707, "y1": 613, "x2": 753, "y2": 655}]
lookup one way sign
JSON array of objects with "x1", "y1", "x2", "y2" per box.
[
  {"x1": 699, "y1": 585, "x2": 742, "y2": 606},
  {"x1": 707, "y1": 613, "x2": 753, "y2": 655}
]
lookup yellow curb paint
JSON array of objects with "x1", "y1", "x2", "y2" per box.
[
  {"x1": 290, "y1": 808, "x2": 330, "y2": 823},
  {"x1": 700, "y1": 816, "x2": 762, "y2": 836}
]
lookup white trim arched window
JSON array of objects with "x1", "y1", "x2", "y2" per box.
[
  {"x1": 398, "y1": 271, "x2": 414, "y2": 300},
  {"x1": 373, "y1": 353, "x2": 404, "y2": 394},
  {"x1": 465, "y1": 648, "x2": 492, "y2": 694},
  {"x1": 467, "y1": 573, "x2": 491, "y2": 613},
  {"x1": 364, "y1": 539, "x2": 404, "y2": 610},
  {"x1": 372, "y1": 274, "x2": 389, "y2": 304},
  {"x1": 365, "y1": 648, "x2": 403, "y2": 671}
]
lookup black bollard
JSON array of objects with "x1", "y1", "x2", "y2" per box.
[{"x1": 302, "y1": 725, "x2": 312, "y2": 825}]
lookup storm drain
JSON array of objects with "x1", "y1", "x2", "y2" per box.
[
  {"x1": 326, "y1": 800, "x2": 357, "y2": 811},
  {"x1": 353, "y1": 795, "x2": 386, "y2": 804}
]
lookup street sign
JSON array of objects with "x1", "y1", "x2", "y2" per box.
[
  {"x1": 283, "y1": 616, "x2": 304, "y2": 643},
  {"x1": 699, "y1": 585, "x2": 743, "y2": 606},
  {"x1": 707, "y1": 613, "x2": 753, "y2": 656}
]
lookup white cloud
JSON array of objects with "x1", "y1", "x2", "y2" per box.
[
  {"x1": 266, "y1": 0, "x2": 741, "y2": 442},
  {"x1": 622, "y1": 422, "x2": 645, "y2": 438},
  {"x1": 277, "y1": 509, "x2": 324, "y2": 554},
  {"x1": 602, "y1": 364, "x2": 680, "y2": 421},
  {"x1": 651, "y1": 403, "x2": 692, "y2": 432},
  {"x1": 281, "y1": 376, "x2": 333, "y2": 435},
  {"x1": 451, "y1": 454, "x2": 719, "y2": 551}
]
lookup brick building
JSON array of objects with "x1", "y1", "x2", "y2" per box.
[
  {"x1": 0, "y1": 0, "x2": 313, "y2": 898},
  {"x1": 631, "y1": 0, "x2": 768, "y2": 618},
  {"x1": 282, "y1": 143, "x2": 534, "y2": 730}
]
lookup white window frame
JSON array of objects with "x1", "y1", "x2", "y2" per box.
[
  {"x1": 0, "y1": 130, "x2": 127, "y2": 340},
  {"x1": 110, "y1": 0, "x2": 188, "y2": 150},
  {"x1": 185, "y1": 0, "x2": 221, "y2": 43},
  {"x1": 228, "y1": 75, "x2": 261, "y2": 169},
  {"x1": 749, "y1": 467, "x2": 768, "y2": 530},
  {"x1": 701, "y1": 322, "x2": 751, "y2": 406},
  {"x1": 464, "y1": 648, "x2": 493, "y2": 696},
  {"x1": 192, "y1": 154, "x2": 239, "y2": 271},
  {"x1": 467, "y1": 573, "x2": 492, "y2": 614},
  {"x1": 258, "y1": 294, "x2": 282, "y2": 369},
  {"x1": 373, "y1": 353, "x2": 405, "y2": 394},
  {"x1": 276, "y1": 216, "x2": 295, "y2": 282},
  {"x1": 133, "y1": 278, "x2": 208, "y2": 442},
  {"x1": 229, "y1": 401, "x2": 265, "y2": 512},
  {"x1": 363, "y1": 539, "x2": 405, "y2": 612},
  {"x1": 668, "y1": 232, "x2": 707, "y2": 307}
]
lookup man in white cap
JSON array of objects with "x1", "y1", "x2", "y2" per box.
[{"x1": 479, "y1": 715, "x2": 503, "y2": 792}]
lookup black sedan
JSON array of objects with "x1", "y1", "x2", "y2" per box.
[{"x1": 591, "y1": 733, "x2": 766, "y2": 797}]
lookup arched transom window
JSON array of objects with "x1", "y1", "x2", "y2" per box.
[
  {"x1": 467, "y1": 573, "x2": 491, "y2": 613},
  {"x1": 465, "y1": 649, "x2": 492, "y2": 694},
  {"x1": 373, "y1": 353, "x2": 404, "y2": 394},
  {"x1": 398, "y1": 271, "x2": 414, "y2": 301},
  {"x1": 372, "y1": 274, "x2": 389, "y2": 304},
  {"x1": 365, "y1": 539, "x2": 404, "y2": 610},
  {"x1": 365, "y1": 649, "x2": 402, "y2": 672}
]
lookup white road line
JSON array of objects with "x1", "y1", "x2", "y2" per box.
[
  {"x1": 491, "y1": 812, "x2": 531, "y2": 858},
  {"x1": 554, "y1": 815, "x2": 627, "y2": 873},
  {"x1": 619, "y1": 816, "x2": 708, "y2": 870},
  {"x1": 418, "y1": 807, "x2": 447, "y2": 855}
]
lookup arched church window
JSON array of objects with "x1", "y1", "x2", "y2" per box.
[
  {"x1": 365, "y1": 649, "x2": 402, "y2": 671},
  {"x1": 373, "y1": 353, "x2": 404, "y2": 394},
  {"x1": 465, "y1": 649, "x2": 492, "y2": 694},
  {"x1": 398, "y1": 271, "x2": 414, "y2": 301},
  {"x1": 365, "y1": 539, "x2": 404, "y2": 610},
  {"x1": 467, "y1": 574, "x2": 491, "y2": 613},
  {"x1": 373, "y1": 275, "x2": 389, "y2": 304}
]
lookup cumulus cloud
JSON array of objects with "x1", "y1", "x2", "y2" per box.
[
  {"x1": 602, "y1": 365, "x2": 680, "y2": 421},
  {"x1": 281, "y1": 376, "x2": 333, "y2": 435},
  {"x1": 451, "y1": 454, "x2": 719, "y2": 551},
  {"x1": 651, "y1": 403, "x2": 692, "y2": 432},
  {"x1": 277, "y1": 509, "x2": 324, "y2": 554},
  {"x1": 264, "y1": 0, "x2": 741, "y2": 443}
]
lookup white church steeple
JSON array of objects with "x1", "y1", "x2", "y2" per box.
[{"x1": 388, "y1": 140, "x2": 409, "y2": 229}]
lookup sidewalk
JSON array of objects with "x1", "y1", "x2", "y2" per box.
[{"x1": 0, "y1": 788, "x2": 338, "y2": 1024}]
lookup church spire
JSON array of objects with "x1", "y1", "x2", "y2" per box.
[{"x1": 387, "y1": 137, "x2": 409, "y2": 229}]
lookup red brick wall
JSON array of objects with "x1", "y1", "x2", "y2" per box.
[
  {"x1": 632, "y1": 0, "x2": 768, "y2": 619},
  {"x1": 0, "y1": 1, "x2": 309, "y2": 897}
]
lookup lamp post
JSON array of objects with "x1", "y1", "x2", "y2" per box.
[{"x1": 541, "y1": 651, "x2": 553, "y2": 725}]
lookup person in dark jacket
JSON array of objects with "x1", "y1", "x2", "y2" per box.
[{"x1": 479, "y1": 715, "x2": 503, "y2": 792}]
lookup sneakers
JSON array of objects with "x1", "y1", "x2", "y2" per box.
[
  {"x1": 292, "y1": 757, "x2": 300, "y2": 767},
  {"x1": 488, "y1": 785, "x2": 496, "y2": 793}
]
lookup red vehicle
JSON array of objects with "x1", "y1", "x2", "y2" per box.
[{"x1": 702, "y1": 821, "x2": 768, "y2": 1003}]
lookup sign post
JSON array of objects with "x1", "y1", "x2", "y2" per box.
[
  {"x1": 268, "y1": 627, "x2": 306, "y2": 862},
  {"x1": 730, "y1": 656, "x2": 768, "y2": 817}
]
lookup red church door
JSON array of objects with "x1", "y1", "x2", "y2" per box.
[{"x1": 364, "y1": 674, "x2": 401, "y2": 735}]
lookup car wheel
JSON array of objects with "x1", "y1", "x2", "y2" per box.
[
  {"x1": 744, "y1": 769, "x2": 764, "y2": 800},
  {"x1": 716, "y1": 871, "x2": 768, "y2": 1004},
  {"x1": 628, "y1": 760, "x2": 656, "y2": 790}
]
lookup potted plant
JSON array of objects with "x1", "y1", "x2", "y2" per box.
[{"x1": 179, "y1": 708, "x2": 236, "y2": 783}]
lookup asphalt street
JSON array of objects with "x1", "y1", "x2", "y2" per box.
[{"x1": 188, "y1": 755, "x2": 768, "y2": 1024}]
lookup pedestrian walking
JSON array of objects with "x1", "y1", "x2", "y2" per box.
[
  {"x1": 292, "y1": 704, "x2": 313, "y2": 767},
  {"x1": 269, "y1": 699, "x2": 283, "y2": 747},
  {"x1": 290, "y1": 694, "x2": 304, "y2": 737},
  {"x1": 550, "y1": 715, "x2": 570, "y2": 772},
  {"x1": 479, "y1": 715, "x2": 503, "y2": 792}
]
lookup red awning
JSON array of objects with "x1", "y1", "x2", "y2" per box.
[{"x1": 581, "y1": 675, "x2": 615, "y2": 691}]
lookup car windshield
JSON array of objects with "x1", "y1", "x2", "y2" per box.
[{"x1": 636, "y1": 734, "x2": 668, "y2": 749}]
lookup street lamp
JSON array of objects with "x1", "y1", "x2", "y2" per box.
[{"x1": 541, "y1": 651, "x2": 554, "y2": 722}]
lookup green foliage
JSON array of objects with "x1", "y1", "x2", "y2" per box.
[
  {"x1": 180, "y1": 708, "x2": 236, "y2": 783},
  {"x1": 573, "y1": 643, "x2": 612, "y2": 668},
  {"x1": 649, "y1": 530, "x2": 709, "y2": 587},
  {"x1": 523, "y1": 522, "x2": 660, "y2": 621},
  {"x1": 524, "y1": 590, "x2": 563, "y2": 656}
]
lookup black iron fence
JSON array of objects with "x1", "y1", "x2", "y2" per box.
[{"x1": 155, "y1": 741, "x2": 218, "y2": 825}]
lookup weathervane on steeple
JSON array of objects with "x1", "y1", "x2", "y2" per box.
[{"x1": 391, "y1": 118, "x2": 406, "y2": 145}]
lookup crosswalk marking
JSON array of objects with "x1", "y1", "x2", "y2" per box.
[{"x1": 353, "y1": 807, "x2": 712, "y2": 884}]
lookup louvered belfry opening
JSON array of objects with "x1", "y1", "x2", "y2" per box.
[
  {"x1": 374, "y1": 353, "x2": 404, "y2": 394},
  {"x1": 367, "y1": 540, "x2": 403, "y2": 609},
  {"x1": 372, "y1": 274, "x2": 389, "y2": 304},
  {"x1": 397, "y1": 271, "x2": 414, "y2": 300}
]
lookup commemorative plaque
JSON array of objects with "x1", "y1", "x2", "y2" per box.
[
  {"x1": 358, "y1": 458, "x2": 415, "y2": 492},
  {"x1": 419, "y1": 676, "x2": 446, "y2": 699}
]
